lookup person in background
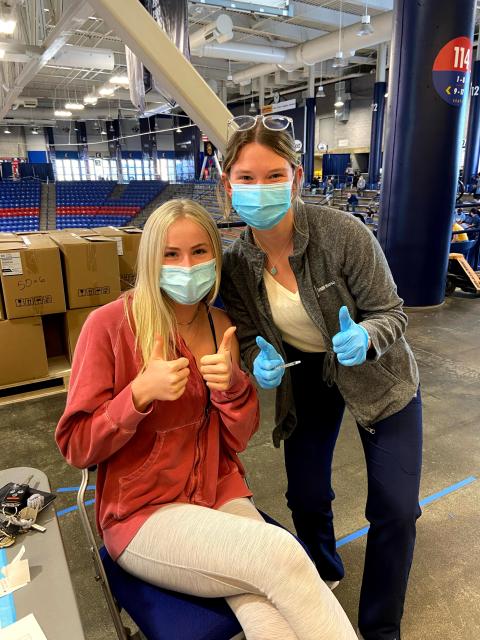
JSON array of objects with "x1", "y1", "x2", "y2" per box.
[
  {"x1": 345, "y1": 163, "x2": 355, "y2": 188},
  {"x1": 325, "y1": 178, "x2": 335, "y2": 203},
  {"x1": 357, "y1": 174, "x2": 366, "y2": 194},
  {"x1": 346, "y1": 192, "x2": 359, "y2": 213},
  {"x1": 218, "y1": 115, "x2": 422, "y2": 640},
  {"x1": 452, "y1": 221, "x2": 468, "y2": 242},
  {"x1": 55, "y1": 199, "x2": 356, "y2": 640},
  {"x1": 462, "y1": 207, "x2": 480, "y2": 228}
]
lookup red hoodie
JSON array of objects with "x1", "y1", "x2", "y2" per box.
[{"x1": 55, "y1": 299, "x2": 259, "y2": 560}]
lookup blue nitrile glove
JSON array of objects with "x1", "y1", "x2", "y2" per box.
[
  {"x1": 332, "y1": 306, "x2": 369, "y2": 366},
  {"x1": 253, "y1": 336, "x2": 285, "y2": 389}
]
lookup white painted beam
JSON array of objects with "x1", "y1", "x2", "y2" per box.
[
  {"x1": 0, "y1": 0, "x2": 92, "y2": 120},
  {"x1": 89, "y1": 0, "x2": 232, "y2": 153},
  {"x1": 292, "y1": 2, "x2": 359, "y2": 28},
  {"x1": 341, "y1": 0, "x2": 393, "y2": 11}
]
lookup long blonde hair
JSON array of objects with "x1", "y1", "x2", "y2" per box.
[
  {"x1": 216, "y1": 121, "x2": 304, "y2": 218},
  {"x1": 126, "y1": 199, "x2": 223, "y2": 367}
]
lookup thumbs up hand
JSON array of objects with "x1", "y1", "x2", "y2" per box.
[
  {"x1": 131, "y1": 335, "x2": 190, "y2": 410},
  {"x1": 332, "y1": 306, "x2": 369, "y2": 366},
  {"x1": 200, "y1": 326, "x2": 237, "y2": 391},
  {"x1": 253, "y1": 336, "x2": 285, "y2": 389}
]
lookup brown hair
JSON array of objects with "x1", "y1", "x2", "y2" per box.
[{"x1": 216, "y1": 121, "x2": 304, "y2": 218}]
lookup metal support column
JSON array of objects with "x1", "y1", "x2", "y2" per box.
[
  {"x1": 368, "y1": 44, "x2": 388, "y2": 187},
  {"x1": 378, "y1": 0, "x2": 475, "y2": 307},
  {"x1": 303, "y1": 67, "x2": 316, "y2": 185}
]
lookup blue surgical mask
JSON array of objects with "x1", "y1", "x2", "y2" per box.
[
  {"x1": 231, "y1": 181, "x2": 292, "y2": 230},
  {"x1": 160, "y1": 259, "x2": 216, "y2": 305}
]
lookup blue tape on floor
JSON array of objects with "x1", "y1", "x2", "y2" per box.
[
  {"x1": 336, "y1": 475, "x2": 477, "y2": 549},
  {"x1": 56, "y1": 486, "x2": 95, "y2": 493},
  {"x1": 418, "y1": 475, "x2": 476, "y2": 507},
  {"x1": 56, "y1": 498, "x2": 95, "y2": 518},
  {"x1": 0, "y1": 549, "x2": 17, "y2": 629}
]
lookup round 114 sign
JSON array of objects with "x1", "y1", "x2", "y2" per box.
[{"x1": 432, "y1": 36, "x2": 473, "y2": 106}]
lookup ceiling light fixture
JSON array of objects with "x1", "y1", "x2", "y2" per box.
[
  {"x1": 83, "y1": 94, "x2": 98, "y2": 105},
  {"x1": 109, "y1": 75, "x2": 129, "y2": 86},
  {"x1": 99, "y1": 86, "x2": 115, "y2": 97},
  {"x1": 317, "y1": 61, "x2": 326, "y2": 97},
  {"x1": 332, "y1": 51, "x2": 348, "y2": 68},
  {"x1": 334, "y1": 96, "x2": 345, "y2": 108},
  {"x1": 54, "y1": 109, "x2": 72, "y2": 117},
  {"x1": 332, "y1": 0, "x2": 349, "y2": 69},
  {"x1": 65, "y1": 102, "x2": 85, "y2": 110},
  {"x1": 4, "y1": 127, "x2": 11, "y2": 134},
  {"x1": 0, "y1": 18, "x2": 16, "y2": 35},
  {"x1": 31, "y1": 127, "x2": 39, "y2": 134},
  {"x1": 357, "y1": 3, "x2": 374, "y2": 37},
  {"x1": 248, "y1": 100, "x2": 257, "y2": 114},
  {"x1": 176, "y1": 127, "x2": 182, "y2": 133}
]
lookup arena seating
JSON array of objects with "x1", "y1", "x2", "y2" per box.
[
  {"x1": 55, "y1": 180, "x2": 167, "y2": 229},
  {"x1": 0, "y1": 180, "x2": 41, "y2": 232}
]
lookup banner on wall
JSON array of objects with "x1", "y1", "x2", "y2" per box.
[{"x1": 261, "y1": 99, "x2": 296, "y2": 114}]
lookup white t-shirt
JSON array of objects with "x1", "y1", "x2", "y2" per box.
[{"x1": 263, "y1": 270, "x2": 325, "y2": 353}]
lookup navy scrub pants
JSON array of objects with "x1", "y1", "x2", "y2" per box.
[{"x1": 282, "y1": 344, "x2": 422, "y2": 640}]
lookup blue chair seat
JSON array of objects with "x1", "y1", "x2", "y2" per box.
[
  {"x1": 101, "y1": 547, "x2": 242, "y2": 640},
  {"x1": 100, "y1": 511, "x2": 308, "y2": 640}
]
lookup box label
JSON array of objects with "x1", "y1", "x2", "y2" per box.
[
  {"x1": 115, "y1": 238, "x2": 124, "y2": 256},
  {"x1": 15, "y1": 295, "x2": 53, "y2": 307},
  {"x1": 0, "y1": 252, "x2": 23, "y2": 276},
  {"x1": 78, "y1": 286, "x2": 111, "y2": 297}
]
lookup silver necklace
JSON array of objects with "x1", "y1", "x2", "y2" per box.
[{"x1": 253, "y1": 232, "x2": 293, "y2": 276}]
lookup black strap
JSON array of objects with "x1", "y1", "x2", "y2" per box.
[{"x1": 206, "y1": 306, "x2": 218, "y2": 352}]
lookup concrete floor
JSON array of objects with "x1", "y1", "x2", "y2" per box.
[{"x1": 1, "y1": 292, "x2": 479, "y2": 639}]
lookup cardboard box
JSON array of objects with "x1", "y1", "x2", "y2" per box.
[
  {"x1": 0, "y1": 233, "x2": 18, "y2": 241},
  {"x1": 92, "y1": 226, "x2": 142, "y2": 290},
  {"x1": 0, "y1": 317, "x2": 48, "y2": 385},
  {"x1": 50, "y1": 233, "x2": 120, "y2": 309},
  {"x1": 49, "y1": 228, "x2": 93, "y2": 238},
  {"x1": 0, "y1": 235, "x2": 66, "y2": 319},
  {"x1": 65, "y1": 306, "x2": 99, "y2": 362}
]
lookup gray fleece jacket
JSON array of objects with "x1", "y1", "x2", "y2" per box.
[{"x1": 220, "y1": 202, "x2": 419, "y2": 447}]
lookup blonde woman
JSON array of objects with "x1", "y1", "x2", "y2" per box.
[
  {"x1": 56, "y1": 199, "x2": 357, "y2": 640},
  {"x1": 218, "y1": 116, "x2": 422, "y2": 640}
]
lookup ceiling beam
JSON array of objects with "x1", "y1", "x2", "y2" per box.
[
  {"x1": 89, "y1": 0, "x2": 232, "y2": 153},
  {"x1": 342, "y1": 0, "x2": 394, "y2": 10},
  {"x1": 0, "y1": 0, "x2": 92, "y2": 120},
  {"x1": 292, "y1": 2, "x2": 360, "y2": 28}
]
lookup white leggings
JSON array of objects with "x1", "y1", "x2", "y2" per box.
[{"x1": 117, "y1": 498, "x2": 356, "y2": 640}]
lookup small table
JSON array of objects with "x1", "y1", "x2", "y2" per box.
[{"x1": 0, "y1": 467, "x2": 85, "y2": 638}]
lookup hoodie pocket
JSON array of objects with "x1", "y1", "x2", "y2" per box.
[{"x1": 116, "y1": 431, "x2": 166, "y2": 519}]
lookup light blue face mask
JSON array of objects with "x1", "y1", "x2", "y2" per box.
[
  {"x1": 231, "y1": 181, "x2": 293, "y2": 230},
  {"x1": 160, "y1": 258, "x2": 216, "y2": 305}
]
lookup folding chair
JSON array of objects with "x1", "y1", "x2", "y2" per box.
[{"x1": 77, "y1": 467, "x2": 306, "y2": 640}]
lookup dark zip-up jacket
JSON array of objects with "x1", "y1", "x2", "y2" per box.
[{"x1": 221, "y1": 203, "x2": 419, "y2": 447}]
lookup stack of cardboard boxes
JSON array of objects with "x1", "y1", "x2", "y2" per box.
[{"x1": 0, "y1": 227, "x2": 142, "y2": 387}]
